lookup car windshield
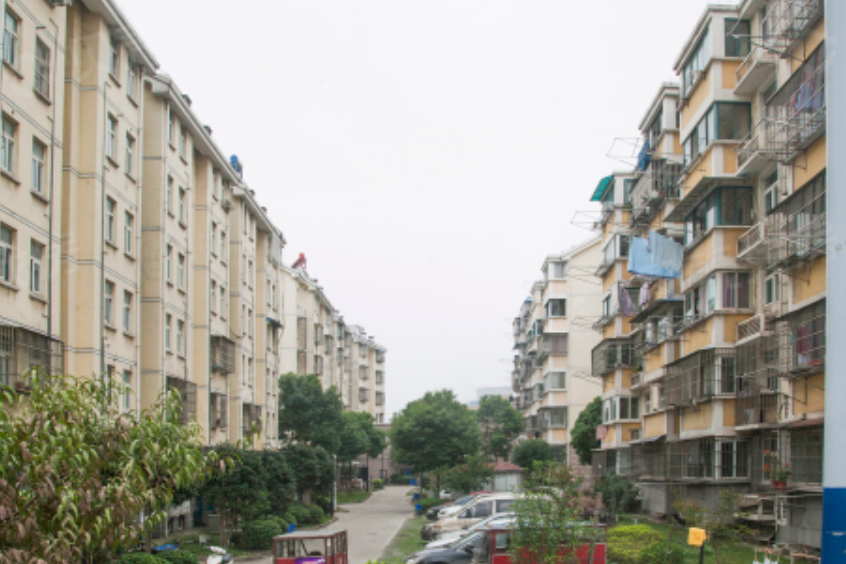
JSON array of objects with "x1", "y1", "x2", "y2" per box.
[
  {"x1": 450, "y1": 532, "x2": 481, "y2": 550},
  {"x1": 469, "y1": 513, "x2": 511, "y2": 531},
  {"x1": 453, "y1": 496, "x2": 473, "y2": 506}
]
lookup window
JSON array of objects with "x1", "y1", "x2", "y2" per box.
[
  {"x1": 106, "y1": 115, "x2": 118, "y2": 160},
  {"x1": 29, "y1": 240, "x2": 43, "y2": 294},
  {"x1": 177, "y1": 319, "x2": 185, "y2": 355},
  {"x1": 177, "y1": 253, "x2": 185, "y2": 288},
  {"x1": 684, "y1": 104, "x2": 751, "y2": 165},
  {"x1": 683, "y1": 30, "x2": 710, "y2": 96},
  {"x1": 104, "y1": 280, "x2": 115, "y2": 326},
  {"x1": 602, "y1": 295, "x2": 612, "y2": 318},
  {"x1": 247, "y1": 309, "x2": 253, "y2": 337},
  {"x1": 219, "y1": 286, "x2": 226, "y2": 319},
  {"x1": 547, "y1": 299, "x2": 566, "y2": 318},
  {"x1": 764, "y1": 170, "x2": 780, "y2": 214},
  {"x1": 546, "y1": 372, "x2": 566, "y2": 390},
  {"x1": 0, "y1": 224, "x2": 12, "y2": 283},
  {"x1": 167, "y1": 107, "x2": 174, "y2": 146},
  {"x1": 166, "y1": 245, "x2": 173, "y2": 282},
  {"x1": 31, "y1": 139, "x2": 46, "y2": 194},
  {"x1": 105, "y1": 198, "x2": 116, "y2": 243},
  {"x1": 108, "y1": 35, "x2": 120, "y2": 76},
  {"x1": 220, "y1": 231, "x2": 226, "y2": 259},
  {"x1": 248, "y1": 259, "x2": 253, "y2": 286},
  {"x1": 546, "y1": 407, "x2": 567, "y2": 428},
  {"x1": 178, "y1": 187, "x2": 186, "y2": 224},
  {"x1": 212, "y1": 170, "x2": 220, "y2": 199},
  {"x1": 765, "y1": 274, "x2": 780, "y2": 305},
  {"x1": 2, "y1": 114, "x2": 16, "y2": 173},
  {"x1": 602, "y1": 234, "x2": 630, "y2": 266},
  {"x1": 125, "y1": 134, "x2": 135, "y2": 175},
  {"x1": 127, "y1": 65, "x2": 137, "y2": 100},
  {"x1": 602, "y1": 397, "x2": 639, "y2": 423},
  {"x1": 34, "y1": 39, "x2": 50, "y2": 99},
  {"x1": 179, "y1": 127, "x2": 187, "y2": 158},
  {"x1": 267, "y1": 278, "x2": 272, "y2": 307},
  {"x1": 471, "y1": 501, "x2": 492, "y2": 518},
  {"x1": 549, "y1": 261, "x2": 566, "y2": 279},
  {"x1": 122, "y1": 369, "x2": 132, "y2": 410},
  {"x1": 211, "y1": 223, "x2": 217, "y2": 255},
  {"x1": 647, "y1": 108, "x2": 664, "y2": 148},
  {"x1": 685, "y1": 271, "x2": 751, "y2": 320},
  {"x1": 685, "y1": 186, "x2": 754, "y2": 244},
  {"x1": 725, "y1": 19, "x2": 751, "y2": 58},
  {"x1": 210, "y1": 280, "x2": 217, "y2": 314},
  {"x1": 166, "y1": 176, "x2": 174, "y2": 214},
  {"x1": 122, "y1": 290, "x2": 132, "y2": 332},
  {"x1": 721, "y1": 272, "x2": 751, "y2": 309},
  {"x1": 165, "y1": 313, "x2": 172, "y2": 350},
  {"x1": 3, "y1": 11, "x2": 19, "y2": 68},
  {"x1": 124, "y1": 212, "x2": 133, "y2": 254}
]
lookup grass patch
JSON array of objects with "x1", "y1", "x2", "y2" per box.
[
  {"x1": 158, "y1": 530, "x2": 266, "y2": 559},
  {"x1": 337, "y1": 490, "x2": 371, "y2": 505},
  {"x1": 380, "y1": 515, "x2": 428, "y2": 564}
]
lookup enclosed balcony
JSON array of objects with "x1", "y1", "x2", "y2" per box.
[
  {"x1": 0, "y1": 326, "x2": 63, "y2": 391},
  {"x1": 776, "y1": 300, "x2": 825, "y2": 377},
  {"x1": 591, "y1": 338, "x2": 636, "y2": 377},
  {"x1": 540, "y1": 334, "x2": 568, "y2": 357},
  {"x1": 667, "y1": 437, "x2": 750, "y2": 481},
  {"x1": 629, "y1": 159, "x2": 683, "y2": 227},
  {"x1": 167, "y1": 377, "x2": 197, "y2": 425},
  {"x1": 210, "y1": 391, "x2": 228, "y2": 430},
  {"x1": 761, "y1": 0, "x2": 824, "y2": 58},
  {"x1": 665, "y1": 348, "x2": 737, "y2": 406},
  {"x1": 242, "y1": 403, "x2": 263, "y2": 437},
  {"x1": 767, "y1": 175, "x2": 826, "y2": 271}
]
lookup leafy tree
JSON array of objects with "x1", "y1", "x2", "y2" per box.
[
  {"x1": 282, "y1": 443, "x2": 335, "y2": 498},
  {"x1": 336, "y1": 411, "x2": 372, "y2": 463},
  {"x1": 672, "y1": 489, "x2": 752, "y2": 564},
  {"x1": 261, "y1": 450, "x2": 297, "y2": 516},
  {"x1": 390, "y1": 390, "x2": 481, "y2": 492},
  {"x1": 0, "y1": 374, "x2": 220, "y2": 564},
  {"x1": 510, "y1": 462, "x2": 590, "y2": 564},
  {"x1": 594, "y1": 474, "x2": 639, "y2": 518},
  {"x1": 443, "y1": 454, "x2": 495, "y2": 494},
  {"x1": 278, "y1": 373, "x2": 344, "y2": 453},
  {"x1": 571, "y1": 396, "x2": 603, "y2": 466},
  {"x1": 511, "y1": 439, "x2": 553, "y2": 469},
  {"x1": 476, "y1": 395, "x2": 524, "y2": 460},
  {"x1": 200, "y1": 446, "x2": 269, "y2": 548},
  {"x1": 365, "y1": 419, "x2": 388, "y2": 459}
]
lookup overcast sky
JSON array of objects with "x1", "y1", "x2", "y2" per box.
[{"x1": 121, "y1": 0, "x2": 729, "y2": 417}]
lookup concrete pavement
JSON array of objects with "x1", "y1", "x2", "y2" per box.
[{"x1": 254, "y1": 486, "x2": 413, "y2": 564}]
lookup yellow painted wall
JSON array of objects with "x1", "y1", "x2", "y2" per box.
[
  {"x1": 644, "y1": 413, "x2": 667, "y2": 438},
  {"x1": 603, "y1": 375, "x2": 614, "y2": 393},
  {"x1": 684, "y1": 234, "x2": 713, "y2": 279},
  {"x1": 724, "y1": 314, "x2": 752, "y2": 343},
  {"x1": 685, "y1": 318, "x2": 714, "y2": 355},
  {"x1": 550, "y1": 356, "x2": 568, "y2": 369},
  {"x1": 793, "y1": 136, "x2": 826, "y2": 188},
  {"x1": 622, "y1": 369, "x2": 633, "y2": 389},
  {"x1": 723, "y1": 399, "x2": 736, "y2": 427},
  {"x1": 723, "y1": 228, "x2": 745, "y2": 258},
  {"x1": 681, "y1": 148, "x2": 714, "y2": 198},
  {"x1": 550, "y1": 391, "x2": 568, "y2": 404},
  {"x1": 551, "y1": 429, "x2": 568, "y2": 442},
  {"x1": 681, "y1": 67, "x2": 713, "y2": 130},
  {"x1": 646, "y1": 347, "x2": 665, "y2": 373},
  {"x1": 624, "y1": 423, "x2": 641, "y2": 442},
  {"x1": 681, "y1": 403, "x2": 713, "y2": 431},
  {"x1": 622, "y1": 317, "x2": 633, "y2": 334},
  {"x1": 603, "y1": 272, "x2": 615, "y2": 292},
  {"x1": 791, "y1": 20, "x2": 826, "y2": 72},
  {"x1": 722, "y1": 60, "x2": 741, "y2": 90},
  {"x1": 603, "y1": 427, "x2": 615, "y2": 444},
  {"x1": 603, "y1": 325, "x2": 614, "y2": 340},
  {"x1": 723, "y1": 146, "x2": 739, "y2": 175},
  {"x1": 794, "y1": 373, "x2": 825, "y2": 415},
  {"x1": 794, "y1": 256, "x2": 827, "y2": 303}
]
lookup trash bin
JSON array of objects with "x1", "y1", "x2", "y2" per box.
[
  {"x1": 415, "y1": 504, "x2": 422, "y2": 514},
  {"x1": 288, "y1": 524, "x2": 296, "y2": 533},
  {"x1": 413, "y1": 493, "x2": 420, "y2": 501},
  {"x1": 410, "y1": 479, "x2": 416, "y2": 486}
]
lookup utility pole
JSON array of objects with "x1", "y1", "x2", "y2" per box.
[{"x1": 822, "y1": 1, "x2": 846, "y2": 560}]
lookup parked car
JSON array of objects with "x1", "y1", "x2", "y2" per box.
[
  {"x1": 426, "y1": 513, "x2": 515, "y2": 549},
  {"x1": 427, "y1": 502, "x2": 454, "y2": 521},
  {"x1": 439, "y1": 489, "x2": 453, "y2": 500},
  {"x1": 429, "y1": 493, "x2": 517, "y2": 538},
  {"x1": 436, "y1": 491, "x2": 493, "y2": 519},
  {"x1": 404, "y1": 531, "x2": 484, "y2": 564}
]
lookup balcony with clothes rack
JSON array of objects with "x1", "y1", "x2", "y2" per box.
[
  {"x1": 0, "y1": 325, "x2": 63, "y2": 392},
  {"x1": 766, "y1": 179, "x2": 826, "y2": 272},
  {"x1": 629, "y1": 159, "x2": 683, "y2": 227},
  {"x1": 591, "y1": 338, "x2": 636, "y2": 378},
  {"x1": 664, "y1": 348, "x2": 737, "y2": 407},
  {"x1": 761, "y1": 0, "x2": 824, "y2": 58},
  {"x1": 667, "y1": 437, "x2": 751, "y2": 482},
  {"x1": 776, "y1": 300, "x2": 825, "y2": 378},
  {"x1": 735, "y1": 45, "x2": 777, "y2": 95},
  {"x1": 736, "y1": 333, "x2": 784, "y2": 430}
]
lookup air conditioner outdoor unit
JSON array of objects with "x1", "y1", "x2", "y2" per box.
[{"x1": 221, "y1": 199, "x2": 232, "y2": 212}]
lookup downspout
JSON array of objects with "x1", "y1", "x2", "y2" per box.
[
  {"x1": 100, "y1": 81, "x2": 110, "y2": 382},
  {"x1": 161, "y1": 100, "x2": 169, "y2": 414},
  {"x1": 135, "y1": 67, "x2": 147, "y2": 413}
]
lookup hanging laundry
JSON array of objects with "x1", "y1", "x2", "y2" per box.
[
  {"x1": 628, "y1": 237, "x2": 680, "y2": 278},
  {"x1": 618, "y1": 283, "x2": 637, "y2": 317},
  {"x1": 648, "y1": 230, "x2": 684, "y2": 274},
  {"x1": 639, "y1": 283, "x2": 652, "y2": 306}
]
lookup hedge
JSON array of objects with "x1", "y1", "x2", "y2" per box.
[
  {"x1": 116, "y1": 554, "x2": 166, "y2": 564},
  {"x1": 372, "y1": 479, "x2": 385, "y2": 491},
  {"x1": 156, "y1": 550, "x2": 198, "y2": 564},
  {"x1": 607, "y1": 524, "x2": 663, "y2": 564},
  {"x1": 235, "y1": 519, "x2": 283, "y2": 550}
]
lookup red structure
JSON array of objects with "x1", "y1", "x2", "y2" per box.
[
  {"x1": 291, "y1": 253, "x2": 307, "y2": 269},
  {"x1": 273, "y1": 530, "x2": 348, "y2": 564}
]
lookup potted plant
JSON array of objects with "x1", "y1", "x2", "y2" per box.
[{"x1": 764, "y1": 450, "x2": 790, "y2": 490}]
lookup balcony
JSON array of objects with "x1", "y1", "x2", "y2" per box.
[
  {"x1": 591, "y1": 339, "x2": 635, "y2": 377},
  {"x1": 767, "y1": 210, "x2": 826, "y2": 271},
  {"x1": 629, "y1": 160, "x2": 683, "y2": 227},
  {"x1": 665, "y1": 348, "x2": 736, "y2": 407},
  {"x1": 737, "y1": 222, "x2": 768, "y2": 263},
  {"x1": 790, "y1": 424, "x2": 823, "y2": 485},
  {"x1": 734, "y1": 46, "x2": 777, "y2": 95},
  {"x1": 761, "y1": 0, "x2": 824, "y2": 58},
  {"x1": 776, "y1": 301, "x2": 825, "y2": 377},
  {"x1": 166, "y1": 377, "x2": 197, "y2": 425},
  {"x1": 541, "y1": 334, "x2": 568, "y2": 357},
  {"x1": 242, "y1": 403, "x2": 262, "y2": 437},
  {"x1": 0, "y1": 326, "x2": 63, "y2": 392},
  {"x1": 210, "y1": 391, "x2": 228, "y2": 430},
  {"x1": 211, "y1": 335, "x2": 236, "y2": 373},
  {"x1": 737, "y1": 314, "x2": 771, "y2": 344},
  {"x1": 667, "y1": 437, "x2": 750, "y2": 481}
]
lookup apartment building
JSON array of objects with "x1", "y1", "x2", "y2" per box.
[
  {"x1": 512, "y1": 238, "x2": 602, "y2": 470},
  {"x1": 589, "y1": 0, "x2": 827, "y2": 551},
  {"x1": 0, "y1": 0, "x2": 67, "y2": 388}
]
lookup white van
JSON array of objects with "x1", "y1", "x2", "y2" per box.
[{"x1": 430, "y1": 493, "x2": 517, "y2": 536}]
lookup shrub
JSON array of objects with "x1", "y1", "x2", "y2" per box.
[
  {"x1": 156, "y1": 550, "x2": 198, "y2": 564},
  {"x1": 267, "y1": 514, "x2": 289, "y2": 532},
  {"x1": 238, "y1": 518, "x2": 283, "y2": 550},
  {"x1": 391, "y1": 474, "x2": 414, "y2": 485},
  {"x1": 306, "y1": 503, "x2": 326, "y2": 525},
  {"x1": 638, "y1": 541, "x2": 685, "y2": 564},
  {"x1": 116, "y1": 554, "x2": 166, "y2": 564},
  {"x1": 372, "y1": 479, "x2": 385, "y2": 491},
  {"x1": 608, "y1": 525, "x2": 663, "y2": 564},
  {"x1": 287, "y1": 504, "x2": 311, "y2": 526},
  {"x1": 415, "y1": 497, "x2": 444, "y2": 514}
]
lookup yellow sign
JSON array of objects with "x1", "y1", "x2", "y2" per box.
[{"x1": 688, "y1": 527, "x2": 707, "y2": 547}]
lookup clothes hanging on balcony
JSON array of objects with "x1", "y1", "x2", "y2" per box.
[
  {"x1": 639, "y1": 283, "x2": 652, "y2": 306},
  {"x1": 627, "y1": 237, "x2": 679, "y2": 278},
  {"x1": 618, "y1": 283, "x2": 637, "y2": 317},
  {"x1": 636, "y1": 140, "x2": 651, "y2": 172},
  {"x1": 648, "y1": 231, "x2": 684, "y2": 273}
]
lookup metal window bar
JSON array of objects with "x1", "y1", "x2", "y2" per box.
[
  {"x1": 766, "y1": 179, "x2": 826, "y2": 270},
  {"x1": 736, "y1": 335, "x2": 785, "y2": 426},
  {"x1": 750, "y1": 431, "x2": 782, "y2": 486},
  {"x1": 210, "y1": 335, "x2": 236, "y2": 374},
  {"x1": 776, "y1": 300, "x2": 825, "y2": 377},
  {"x1": 314, "y1": 355, "x2": 323, "y2": 376},
  {"x1": 665, "y1": 348, "x2": 736, "y2": 406},
  {"x1": 297, "y1": 318, "x2": 307, "y2": 350},
  {"x1": 643, "y1": 442, "x2": 668, "y2": 481},
  {"x1": 592, "y1": 338, "x2": 636, "y2": 377},
  {"x1": 541, "y1": 334, "x2": 568, "y2": 356},
  {"x1": 297, "y1": 350, "x2": 306, "y2": 375},
  {"x1": 0, "y1": 325, "x2": 63, "y2": 390},
  {"x1": 34, "y1": 49, "x2": 49, "y2": 99},
  {"x1": 210, "y1": 391, "x2": 228, "y2": 429},
  {"x1": 166, "y1": 377, "x2": 197, "y2": 425},
  {"x1": 667, "y1": 437, "x2": 750, "y2": 481},
  {"x1": 592, "y1": 449, "x2": 617, "y2": 478},
  {"x1": 630, "y1": 159, "x2": 683, "y2": 226},
  {"x1": 760, "y1": 0, "x2": 824, "y2": 57},
  {"x1": 789, "y1": 426, "x2": 823, "y2": 484}
]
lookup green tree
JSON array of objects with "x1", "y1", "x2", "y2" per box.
[
  {"x1": 0, "y1": 374, "x2": 221, "y2": 564},
  {"x1": 476, "y1": 395, "x2": 524, "y2": 460},
  {"x1": 390, "y1": 390, "x2": 481, "y2": 492},
  {"x1": 593, "y1": 474, "x2": 639, "y2": 518},
  {"x1": 201, "y1": 446, "x2": 269, "y2": 548},
  {"x1": 261, "y1": 450, "x2": 297, "y2": 516},
  {"x1": 278, "y1": 373, "x2": 344, "y2": 453},
  {"x1": 511, "y1": 439, "x2": 553, "y2": 469},
  {"x1": 337, "y1": 411, "x2": 372, "y2": 463},
  {"x1": 672, "y1": 489, "x2": 752, "y2": 564},
  {"x1": 282, "y1": 443, "x2": 335, "y2": 498},
  {"x1": 571, "y1": 396, "x2": 603, "y2": 466},
  {"x1": 443, "y1": 454, "x2": 495, "y2": 494}
]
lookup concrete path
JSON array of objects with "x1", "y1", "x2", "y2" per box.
[{"x1": 254, "y1": 486, "x2": 413, "y2": 564}]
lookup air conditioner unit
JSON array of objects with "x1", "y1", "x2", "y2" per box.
[{"x1": 221, "y1": 199, "x2": 232, "y2": 212}]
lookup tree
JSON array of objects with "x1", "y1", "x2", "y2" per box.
[
  {"x1": 0, "y1": 374, "x2": 220, "y2": 564},
  {"x1": 261, "y1": 450, "x2": 297, "y2": 516},
  {"x1": 390, "y1": 390, "x2": 481, "y2": 492},
  {"x1": 571, "y1": 396, "x2": 603, "y2": 466},
  {"x1": 201, "y1": 446, "x2": 269, "y2": 548},
  {"x1": 278, "y1": 373, "x2": 344, "y2": 454},
  {"x1": 336, "y1": 411, "x2": 372, "y2": 464},
  {"x1": 511, "y1": 439, "x2": 553, "y2": 469},
  {"x1": 593, "y1": 474, "x2": 639, "y2": 518},
  {"x1": 443, "y1": 454, "x2": 495, "y2": 494},
  {"x1": 510, "y1": 462, "x2": 590, "y2": 564},
  {"x1": 476, "y1": 395, "x2": 524, "y2": 460},
  {"x1": 672, "y1": 489, "x2": 752, "y2": 564},
  {"x1": 282, "y1": 443, "x2": 335, "y2": 498}
]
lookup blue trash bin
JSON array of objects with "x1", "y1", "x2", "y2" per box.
[
  {"x1": 288, "y1": 524, "x2": 296, "y2": 533},
  {"x1": 415, "y1": 504, "x2": 422, "y2": 514},
  {"x1": 410, "y1": 479, "x2": 416, "y2": 486},
  {"x1": 413, "y1": 493, "x2": 420, "y2": 501}
]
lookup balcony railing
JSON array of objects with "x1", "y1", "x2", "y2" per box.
[
  {"x1": 0, "y1": 326, "x2": 63, "y2": 391},
  {"x1": 592, "y1": 339, "x2": 635, "y2": 377},
  {"x1": 735, "y1": 46, "x2": 777, "y2": 94},
  {"x1": 665, "y1": 348, "x2": 736, "y2": 406},
  {"x1": 630, "y1": 160, "x2": 683, "y2": 226},
  {"x1": 737, "y1": 222, "x2": 766, "y2": 258},
  {"x1": 777, "y1": 300, "x2": 825, "y2": 376},
  {"x1": 761, "y1": 0, "x2": 824, "y2": 57},
  {"x1": 737, "y1": 314, "x2": 768, "y2": 343},
  {"x1": 667, "y1": 437, "x2": 750, "y2": 481},
  {"x1": 790, "y1": 425, "x2": 823, "y2": 484}
]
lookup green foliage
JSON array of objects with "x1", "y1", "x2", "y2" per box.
[
  {"x1": 156, "y1": 550, "x2": 199, "y2": 564},
  {"x1": 476, "y1": 395, "x2": 524, "y2": 460},
  {"x1": 442, "y1": 454, "x2": 495, "y2": 494},
  {"x1": 571, "y1": 396, "x2": 603, "y2": 466},
  {"x1": 237, "y1": 519, "x2": 283, "y2": 550},
  {"x1": 286, "y1": 503, "x2": 325, "y2": 526},
  {"x1": 390, "y1": 390, "x2": 481, "y2": 476},
  {"x1": 261, "y1": 450, "x2": 297, "y2": 513},
  {"x1": 415, "y1": 497, "x2": 445, "y2": 513},
  {"x1": 511, "y1": 439, "x2": 553, "y2": 469},
  {"x1": 594, "y1": 474, "x2": 639, "y2": 516},
  {"x1": 0, "y1": 374, "x2": 222, "y2": 564},
  {"x1": 202, "y1": 446, "x2": 270, "y2": 522},
  {"x1": 672, "y1": 489, "x2": 753, "y2": 564},
  {"x1": 372, "y1": 478, "x2": 385, "y2": 491},
  {"x1": 337, "y1": 411, "x2": 386, "y2": 462},
  {"x1": 283, "y1": 443, "x2": 335, "y2": 496},
  {"x1": 390, "y1": 474, "x2": 413, "y2": 485},
  {"x1": 638, "y1": 541, "x2": 685, "y2": 564},
  {"x1": 278, "y1": 373, "x2": 345, "y2": 453},
  {"x1": 510, "y1": 462, "x2": 589, "y2": 564},
  {"x1": 607, "y1": 525, "x2": 663, "y2": 564},
  {"x1": 116, "y1": 554, "x2": 167, "y2": 564}
]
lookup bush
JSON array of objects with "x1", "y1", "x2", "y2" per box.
[
  {"x1": 306, "y1": 503, "x2": 326, "y2": 525},
  {"x1": 372, "y1": 478, "x2": 385, "y2": 491},
  {"x1": 287, "y1": 504, "x2": 310, "y2": 526},
  {"x1": 415, "y1": 497, "x2": 444, "y2": 514},
  {"x1": 116, "y1": 554, "x2": 166, "y2": 564},
  {"x1": 638, "y1": 541, "x2": 685, "y2": 564},
  {"x1": 267, "y1": 514, "x2": 289, "y2": 532},
  {"x1": 156, "y1": 550, "x2": 198, "y2": 564},
  {"x1": 608, "y1": 525, "x2": 663, "y2": 564},
  {"x1": 238, "y1": 518, "x2": 283, "y2": 550}
]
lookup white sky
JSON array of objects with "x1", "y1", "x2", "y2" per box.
[{"x1": 120, "y1": 0, "x2": 730, "y2": 418}]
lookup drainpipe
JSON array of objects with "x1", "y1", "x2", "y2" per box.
[
  {"x1": 135, "y1": 68, "x2": 146, "y2": 414},
  {"x1": 100, "y1": 80, "x2": 110, "y2": 383},
  {"x1": 822, "y1": 1, "x2": 846, "y2": 560}
]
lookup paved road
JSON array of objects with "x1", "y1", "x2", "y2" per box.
[{"x1": 253, "y1": 486, "x2": 413, "y2": 564}]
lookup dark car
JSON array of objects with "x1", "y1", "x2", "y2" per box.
[
  {"x1": 404, "y1": 532, "x2": 483, "y2": 564},
  {"x1": 427, "y1": 502, "x2": 453, "y2": 521}
]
